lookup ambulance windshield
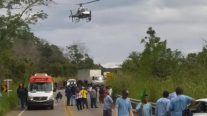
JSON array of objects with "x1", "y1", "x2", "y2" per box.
[{"x1": 29, "y1": 82, "x2": 52, "y2": 92}]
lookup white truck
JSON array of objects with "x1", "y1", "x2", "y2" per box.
[{"x1": 77, "y1": 69, "x2": 105, "y2": 86}]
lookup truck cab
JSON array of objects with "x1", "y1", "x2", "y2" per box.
[
  {"x1": 27, "y1": 73, "x2": 54, "y2": 109},
  {"x1": 92, "y1": 76, "x2": 105, "y2": 86}
]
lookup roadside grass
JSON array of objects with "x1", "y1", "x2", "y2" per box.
[
  {"x1": 106, "y1": 72, "x2": 207, "y2": 102},
  {"x1": 0, "y1": 91, "x2": 17, "y2": 116}
]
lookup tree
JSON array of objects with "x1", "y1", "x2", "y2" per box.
[
  {"x1": 66, "y1": 44, "x2": 98, "y2": 69},
  {"x1": 66, "y1": 44, "x2": 85, "y2": 65},
  {"x1": 0, "y1": 0, "x2": 52, "y2": 44},
  {"x1": 121, "y1": 27, "x2": 182, "y2": 78},
  {"x1": 122, "y1": 51, "x2": 141, "y2": 72}
]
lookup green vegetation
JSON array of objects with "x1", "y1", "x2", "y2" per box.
[
  {"x1": 0, "y1": 91, "x2": 18, "y2": 116},
  {"x1": 107, "y1": 27, "x2": 207, "y2": 102},
  {"x1": 0, "y1": 0, "x2": 102, "y2": 82},
  {"x1": 0, "y1": 0, "x2": 102, "y2": 114}
]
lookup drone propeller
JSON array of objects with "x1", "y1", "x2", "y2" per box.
[{"x1": 76, "y1": 0, "x2": 100, "y2": 6}]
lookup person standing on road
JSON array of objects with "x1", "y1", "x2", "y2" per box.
[
  {"x1": 70, "y1": 83, "x2": 76, "y2": 106},
  {"x1": 90, "y1": 86, "x2": 98, "y2": 108},
  {"x1": 136, "y1": 94, "x2": 152, "y2": 116},
  {"x1": 169, "y1": 87, "x2": 194, "y2": 116},
  {"x1": 103, "y1": 90, "x2": 113, "y2": 116},
  {"x1": 76, "y1": 88, "x2": 82, "y2": 110},
  {"x1": 155, "y1": 91, "x2": 170, "y2": 116},
  {"x1": 65, "y1": 84, "x2": 72, "y2": 106},
  {"x1": 99, "y1": 86, "x2": 105, "y2": 104},
  {"x1": 81, "y1": 87, "x2": 88, "y2": 109},
  {"x1": 17, "y1": 83, "x2": 27, "y2": 109},
  {"x1": 115, "y1": 89, "x2": 134, "y2": 116},
  {"x1": 106, "y1": 86, "x2": 113, "y2": 97}
]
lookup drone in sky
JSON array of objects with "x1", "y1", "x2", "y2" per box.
[{"x1": 69, "y1": 0, "x2": 100, "y2": 22}]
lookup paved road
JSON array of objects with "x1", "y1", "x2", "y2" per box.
[
  {"x1": 6, "y1": 98, "x2": 115, "y2": 116},
  {"x1": 6, "y1": 89, "x2": 112, "y2": 116},
  {"x1": 6, "y1": 100, "x2": 139, "y2": 116},
  {"x1": 6, "y1": 89, "x2": 137, "y2": 116},
  {"x1": 69, "y1": 103, "x2": 117, "y2": 116},
  {"x1": 6, "y1": 99, "x2": 67, "y2": 116}
]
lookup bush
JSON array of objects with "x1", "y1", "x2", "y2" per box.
[
  {"x1": 106, "y1": 72, "x2": 207, "y2": 102},
  {"x1": 0, "y1": 91, "x2": 17, "y2": 116}
]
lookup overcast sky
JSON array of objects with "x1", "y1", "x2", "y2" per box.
[{"x1": 31, "y1": 0, "x2": 207, "y2": 68}]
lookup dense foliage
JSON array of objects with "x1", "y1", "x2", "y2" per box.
[
  {"x1": 0, "y1": 0, "x2": 102, "y2": 114},
  {"x1": 108, "y1": 27, "x2": 207, "y2": 101},
  {"x1": 0, "y1": 0, "x2": 101, "y2": 84}
]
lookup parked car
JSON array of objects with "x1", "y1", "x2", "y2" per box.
[{"x1": 188, "y1": 98, "x2": 207, "y2": 116}]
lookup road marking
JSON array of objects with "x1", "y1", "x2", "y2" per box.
[
  {"x1": 63, "y1": 102, "x2": 74, "y2": 116},
  {"x1": 17, "y1": 110, "x2": 25, "y2": 116}
]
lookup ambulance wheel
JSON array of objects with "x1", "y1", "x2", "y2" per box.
[
  {"x1": 50, "y1": 105, "x2": 54, "y2": 110},
  {"x1": 27, "y1": 106, "x2": 31, "y2": 110}
]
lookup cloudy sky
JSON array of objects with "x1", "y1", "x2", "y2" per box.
[{"x1": 31, "y1": 0, "x2": 207, "y2": 68}]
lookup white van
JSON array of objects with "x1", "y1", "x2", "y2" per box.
[{"x1": 27, "y1": 73, "x2": 55, "y2": 109}]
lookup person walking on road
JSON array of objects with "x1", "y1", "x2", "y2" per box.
[
  {"x1": 155, "y1": 91, "x2": 170, "y2": 116},
  {"x1": 136, "y1": 94, "x2": 152, "y2": 116},
  {"x1": 17, "y1": 83, "x2": 27, "y2": 109},
  {"x1": 169, "y1": 87, "x2": 194, "y2": 116},
  {"x1": 115, "y1": 89, "x2": 134, "y2": 116},
  {"x1": 103, "y1": 90, "x2": 113, "y2": 116}
]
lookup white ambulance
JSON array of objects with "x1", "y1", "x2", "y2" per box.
[{"x1": 27, "y1": 73, "x2": 55, "y2": 109}]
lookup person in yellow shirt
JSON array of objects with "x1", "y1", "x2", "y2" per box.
[{"x1": 81, "y1": 87, "x2": 88, "y2": 109}]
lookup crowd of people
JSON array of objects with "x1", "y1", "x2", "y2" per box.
[
  {"x1": 15, "y1": 80, "x2": 194, "y2": 116},
  {"x1": 64, "y1": 82, "x2": 114, "y2": 115},
  {"x1": 64, "y1": 82, "x2": 195, "y2": 116},
  {"x1": 115, "y1": 87, "x2": 194, "y2": 116}
]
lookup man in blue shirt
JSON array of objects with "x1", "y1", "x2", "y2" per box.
[
  {"x1": 115, "y1": 89, "x2": 134, "y2": 116},
  {"x1": 136, "y1": 94, "x2": 152, "y2": 116},
  {"x1": 103, "y1": 90, "x2": 113, "y2": 116},
  {"x1": 169, "y1": 87, "x2": 194, "y2": 116},
  {"x1": 155, "y1": 91, "x2": 170, "y2": 116}
]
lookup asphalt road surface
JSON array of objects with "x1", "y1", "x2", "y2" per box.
[
  {"x1": 6, "y1": 89, "x2": 116, "y2": 116},
  {"x1": 6, "y1": 89, "x2": 138, "y2": 116},
  {"x1": 6, "y1": 98, "x2": 116, "y2": 116}
]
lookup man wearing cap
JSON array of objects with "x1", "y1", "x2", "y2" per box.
[{"x1": 115, "y1": 89, "x2": 134, "y2": 116}]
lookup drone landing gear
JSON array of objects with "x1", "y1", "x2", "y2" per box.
[
  {"x1": 87, "y1": 11, "x2": 92, "y2": 22},
  {"x1": 87, "y1": 17, "x2": 91, "y2": 22}
]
